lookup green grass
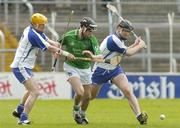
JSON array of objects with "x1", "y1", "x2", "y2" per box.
[{"x1": 0, "y1": 99, "x2": 180, "y2": 128}]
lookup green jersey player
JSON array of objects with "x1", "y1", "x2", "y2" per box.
[
  {"x1": 58, "y1": 17, "x2": 101, "y2": 124},
  {"x1": 59, "y1": 29, "x2": 99, "y2": 69}
]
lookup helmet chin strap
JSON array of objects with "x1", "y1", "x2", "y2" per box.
[
  {"x1": 79, "y1": 27, "x2": 87, "y2": 38},
  {"x1": 33, "y1": 24, "x2": 37, "y2": 28},
  {"x1": 115, "y1": 30, "x2": 127, "y2": 41},
  {"x1": 33, "y1": 24, "x2": 39, "y2": 30},
  {"x1": 32, "y1": 24, "x2": 43, "y2": 33},
  {"x1": 83, "y1": 27, "x2": 87, "y2": 33}
]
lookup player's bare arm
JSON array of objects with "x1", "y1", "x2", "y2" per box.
[
  {"x1": 82, "y1": 50, "x2": 104, "y2": 62},
  {"x1": 47, "y1": 45, "x2": 75, "y2": 60},
  {"x1": 47, "y1": 39, "x2": 60, "y2": 48},
  {"x1": 128, "y1": 37, "x2": 142, "y2": 48},
  {"x1": 125, "y1": 38, "x2": 146, "y2": 56}
]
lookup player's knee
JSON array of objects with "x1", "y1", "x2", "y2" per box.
[
  {"x1": 123, "y1": 88, "x2": 132, "y2": 98},
  {"x1": 83, "y1": 93, "x2": 92, "y2": 101},
  {"x1": 31, "y1": 89, "x2": 40, "y2": 97},
  {"x1": 76, "y1": 89, "x2": 84, "y2": 97}
]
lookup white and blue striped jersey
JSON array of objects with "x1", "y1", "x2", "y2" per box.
[
  {"x1": 10, "y1": 26, "x2": 50, "y2": 69},
  {"x1": 95, "y1": 34, "x2": 127, "y2": 70}
]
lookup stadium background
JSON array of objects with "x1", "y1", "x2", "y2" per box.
[{"x1": 0, "y1": 0, "x2": 180, "y2": 128}]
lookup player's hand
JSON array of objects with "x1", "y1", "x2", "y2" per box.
[
  {"x1": 139, "y1": 39, "x2": 147, "y2": 49},
  {"x1": 134, "y1": 37, "x2": 141, "y2": 46},
  {"x1": 52, "y1": 51, "x2": 60, "y2": 59},
  {"x1": 134, "y1": 37, "x2": 147, "y2": 49},
  {"x1": 82, "y1": 50, "x2": 94, "y2": 58},
  {"x1": 66, "y1": 53, "x2": 76, "y2": 60},
  {"x1": 54, "y1": 41, "x2": 60, "y2": 48}
]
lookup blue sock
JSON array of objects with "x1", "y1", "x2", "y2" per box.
[
  {"x1": 17, "y1": 104, "x2": 24, "y2": 114},
  {"x1": 20, "y1": 112, "x2": 28, "y2": 121}
]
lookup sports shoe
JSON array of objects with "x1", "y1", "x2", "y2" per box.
[
  {"x1": 80, "y1": 112, "x2": 89, "y2": 125},
  {"x1": 12, "y1": 109, "x2": 21, "y2": 118},
  {"x1": 18, "y1": 120, "x2": 31, "y2": 125},
  {"x1": 73, "y1": 110, "x2": 82, "y2": 124},
  {"x1": 12, "y1": 104, "x2": 24, "y2": 119},
  {"x1": 137, "y1": 112, "x2": 148, "y2": 125},
  {"x1": 81, "y1": 117, "x2": 89, "y2": 125},
  {"x1": 18, "y1": 112, "x2": 31, "y2": 125}
]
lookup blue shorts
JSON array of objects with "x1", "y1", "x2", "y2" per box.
[
  {"x1": 92, "y1": 66, "x2": 124, "y2": 85},
  {"x1": 12, "y1": 67, "x2": 33, "y2": 84}
]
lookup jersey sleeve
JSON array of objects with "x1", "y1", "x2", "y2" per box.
[
  {"x1": 28, "y1": 28, "x2": 50, "y2": 51},
  {"x1": 106, "y1": 36, "x2": 127, "y2": 55},
  {"x1": 42, "y1": 33, "x2": 49, "y2": 41}
]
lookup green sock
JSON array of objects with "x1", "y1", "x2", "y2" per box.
[
  {"x1": 73, "y1": 105, "x2": 80, "y2": 111},
  {"x1": 80, "y1": 111, "x2": 86, "y2": 118}
]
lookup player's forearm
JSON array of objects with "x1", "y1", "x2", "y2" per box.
[
  {"x1": 125, "y1": 45, "x2": 141, "y2": 56},
  {"x1": 128, "y1": 43, "x2": 137, "y2": 48},
  {"x1": 48, "y1": 39, "x2": 60, "y2": 48},
  {"x1": 92, "y1": 55, "x2": 103, "y2": 59},
  {"x1": 92, "y1": 55, "x2": 104, "y2": 62},
  {"x1": 47, "y1": 45, "x2": 60, "y2": 53},
  {"x1": 47, "y1": 45, "x2": 71, "y2": 57}
]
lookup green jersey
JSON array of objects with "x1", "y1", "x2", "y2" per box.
[{"x1": 58, "y1": 29, "x2": 100, "y2": 69}]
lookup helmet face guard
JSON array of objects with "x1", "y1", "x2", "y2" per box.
[
  {"x1": 122, "y1": 28, "x2": 132, "y2": 33},
  {"x1": 118, "y1": 19, "x2": 134, "y2": 32},
  {"x1": 80, "y1": 17, "x2": 97, "y2": 31},
  {"x1": 86, "y1": 26, "x2": 97, "y2": 32}
]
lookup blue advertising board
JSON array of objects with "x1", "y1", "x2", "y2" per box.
[{"x1": 97, "y1": 74, "x2": 180, "y2": 99}]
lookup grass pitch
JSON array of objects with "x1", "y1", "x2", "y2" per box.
[{"x1": 0, "y1": 99, "x2": 179, "y2": 128}]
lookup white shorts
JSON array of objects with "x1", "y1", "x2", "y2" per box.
[
  {"x1": 63, "y1": 62, "x2": 92, "y2": 85},
  {"x1": 12, "y1": 67, "x2": 33, "y2": 84}
]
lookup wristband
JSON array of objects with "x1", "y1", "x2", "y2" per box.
[{"x1": 61, "y1": 50, "x2": 70, "y2": 57}]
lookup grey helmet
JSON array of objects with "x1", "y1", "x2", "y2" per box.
[
  {"x1": 80, "y1": 17, "x2": 97, "y2": 31},
  {"x1": 118, "y1": 19, "x2": 134, "y2": 32}
]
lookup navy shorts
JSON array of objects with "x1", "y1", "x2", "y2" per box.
[
  {"x1": 12, "y1": 67, "x2": 33, "y2": 84},
  {"x1": 92, "y1": 66, "x2": 124, "y2": 85}
]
